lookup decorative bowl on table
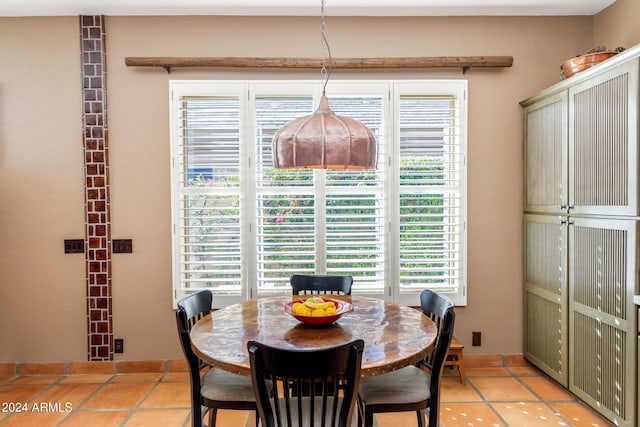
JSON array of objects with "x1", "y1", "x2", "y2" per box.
[{"x1": 284, "y1": 297, "x2": 353, "y2": 325}]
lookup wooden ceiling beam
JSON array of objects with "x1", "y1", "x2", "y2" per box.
[{"x1": 124, "y1": 56, "x2": 513, "y2": 74}]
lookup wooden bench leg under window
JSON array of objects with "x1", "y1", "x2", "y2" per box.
[{"x1": 444, "y1": 336, "x2": 465, "y2": 384}]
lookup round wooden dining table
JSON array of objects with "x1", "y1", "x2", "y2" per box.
[{"x1": 190, "y1": 295, "x2": 437, "y2": 378}]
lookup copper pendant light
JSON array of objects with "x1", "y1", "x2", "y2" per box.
[{"x1": 272, "y1": 0, "x2": 377, "y2": 170}]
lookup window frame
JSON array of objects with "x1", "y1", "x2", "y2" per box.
[{"x1": 170, "y1": 80, "x2": 467, "y2": 307}]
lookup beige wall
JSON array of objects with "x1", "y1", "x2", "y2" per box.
[
  {"x1": 0, "y1": 17, "x2": 87, "y2": 362},
  {"x1": 1, "y1": 9, "x2": 634, "y2": 362},
  {"x1": 594, "y1": 0, "x2": 640, "y2": 50}
]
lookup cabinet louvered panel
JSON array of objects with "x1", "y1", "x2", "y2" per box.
[
  {"x1": 524, "y1": 93, "x2": 567, "y2": 213},
  {"x1": 573, "y1": 312, "x2": 627, "y2": 421},
  {"x1": 525, "y1": 293, "x2": 565, "y2": 380},
  {"x1": 524, "y1": 215, "x2": 568, "y2": 384},
  {"x1": 569, "y1": 218, "x2": 637, "y2": 427},
  {"x1": 571, "y1": 225, "x2": 627, "y2": 318},
  {"x1": 569, "y1": 60, "x2": 639, "y2": 216}
]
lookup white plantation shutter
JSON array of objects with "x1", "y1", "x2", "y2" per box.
[
  {"x1": 396, "y1": 86, "x2": 466, "y2": 304},
  {"x1": 172, "y1": 94, "x2": 243, "y2": 303},
  {"x1": 170, "y1": 80, "x2": 467, "y2": 307},
  {"x1": 324, "y1": 96, "x2": 385, "y2": 292},
  {"x1": 253, "y1": 94, "x2": 386, "y2": 294},
  {"x1": 254, "y1": 96, "x2": 316, "y2": 292}
]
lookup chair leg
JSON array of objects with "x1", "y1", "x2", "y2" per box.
[
  {"x1": 457, "y1": 352, "x2": 466, "y2": 385},
  {"x1": 208, "y1": 407, "x2": 217, "y2": 427},
  {"x1": 427, "y1": 399, "x2": 440, "y2": 427},
  {"x1": 416, "y1": 410, "x2": 425, "y2": 427},
  {"x1": 363, "y1": 406, "x2": 375, "y2": 427}
]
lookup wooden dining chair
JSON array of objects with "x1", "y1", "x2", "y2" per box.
[
  {"x1": 176, "y1": 290, "x2": 259, "y2": 427},
  {"x1": 357, "y1": 289, "x2": 455, "y2": 427},
  {"x1": 290, "y1": 274, "x2": 354, "y2": 296},
  {"x1": 248, "y1": 338, "x2": 365, "y2": 427}
]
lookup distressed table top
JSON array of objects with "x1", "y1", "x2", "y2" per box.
[{"x1": 190, "y1": 295, "x2": 437, "y2": 378}]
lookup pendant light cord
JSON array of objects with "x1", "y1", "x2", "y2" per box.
[{"x1": 320, "y1": 0, "x2": 332, "y2": 96}]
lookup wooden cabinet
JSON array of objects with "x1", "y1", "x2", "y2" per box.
[{"x1": 522, "y1": 45, "x2": 640, "y2": 427}]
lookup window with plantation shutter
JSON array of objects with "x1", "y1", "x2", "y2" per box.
[
  {"x1": 396, "y1": 89, "x2": 465, "y2": 302},
  {"x1": 170, "y1": 80, "x2": 466, "y2": 307}
]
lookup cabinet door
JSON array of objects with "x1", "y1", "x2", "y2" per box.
[
  {"x1": 568, "y1": 59, "x2": 639, "y2": 216},
  {"x1": 569, "y1": 217, "x2": 638, "y2": 427},
  {"x1": 523, "y1": 92, "x2": 568, "y2": 214},
  {"x1": 523, "y1": 214, "x2": 568, "y2": 385}
]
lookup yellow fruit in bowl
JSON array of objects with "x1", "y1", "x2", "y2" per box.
[
  {"x1": 325, "y1": 306, "x2": 337, "y2": 315},
  {"x1": 298, "y1": 306, "x2": 312, "y2": 316},
  {"x1": 311, "y1": 308, "x2": 326, "y2": 316},
  {"x1": 291, "y1": 302, "x2": 303, "y2": 314}
]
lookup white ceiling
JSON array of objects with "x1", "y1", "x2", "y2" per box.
[{"x1": 0, "y1": 0, "x2": 617, "y2": 17}]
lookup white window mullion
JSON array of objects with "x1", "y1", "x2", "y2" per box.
[
  {"x1": 388, "y1": 85, "x2": 401, "y2": 301},
  {"x1": 315, "y1": 170, "x2": 327, "y2": 274},
  {"x1": 244, "y1": 85, "x2": 257, "y2": 301}
]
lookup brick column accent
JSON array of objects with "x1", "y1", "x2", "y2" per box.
[{"x1": 80, "y1": 16, "x2": 112, "y2": 361}]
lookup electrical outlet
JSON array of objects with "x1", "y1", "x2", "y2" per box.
[
  {"x1": 113, "y1": 239, "x2": 133, "y2": 253},
  {"x1": 64, "y1": 239, "x2": 84, "y2": 254},
  {"x1": 114, "y1": 338, "x2": 124, "y2": 353},
  {"x1": 472, "y1": 331, "x2": 482, "y2": 346}
]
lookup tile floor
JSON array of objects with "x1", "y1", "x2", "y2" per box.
[{"x1": 0, "y1": 364, "x2": 614, "y2": 426}]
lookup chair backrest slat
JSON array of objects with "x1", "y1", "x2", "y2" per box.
[{"x1": 290, "y1": 274, "x2": 353, "y2": 296}]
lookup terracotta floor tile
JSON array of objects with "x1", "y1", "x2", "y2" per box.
[
  {"x1": 59, "y1": 374, "x2": 114, "y2": 384},
  {"x1": 68, "y1": 361, "x2": 115, "y2": 375},
  {"x1": 508, "y1": 366, "x2": 544, "y2": 377},
  {"x1": 82, "y1": 383, "x2": 152, "y2": 409},
  {"x1": 0, "y1": 364, "x2": 621, "y2": 427},
  {"x1": 520, "y1": 376, "x2": 577, "y2": 401},
  {"x1": 374, "y1": 412, "x2": 420, "y2": 427},
  {"x1": 57, "y1": 410, "x2": 130, "y2": 426},
  {"x1": 492, "y1": 402, "x2": 570, "y2": 426},
  {"x1": 466, "y1": 367, "x2": 512, "y2": 377},
  {"x1": 35, "y1": 383, "x2": 101, "y2": 410},
  {"x1": 139, "y1": 382, "x2": 190, "y2": 408},
  {"x1": 122, "y1": 408, "x2": 190, "y2": 426},
  {"x1": 440, "y1": 403, "x2": 506, "y2": 426},
  {"x1": 0, "y1": 375, "x2": 15, "y2": 384},
  {"x1": 118, "y1": 360, "x2": 164, "y2": 374},
  {"x1": 0, "y1": 384, "x2": 48, "y2": 402},
  {"x1": 441, "y1": 377, "x2": 484, "y2": 402},
  {"x1": 550, "y1": 402, "x2": 615, "y2": 427},
  {"x1": 0, "y1": 411, "x2": 68, "y2": 427},
  {"x1": 161, "y1": 371, "x2": 190, "y2": 382},
  {"x1": 200, "y1": 408, "x2": 252, "y2": 426},
  {"x1": 470, "y1": 377, "x2": 538, "y2": 402},
  {"x1": 7, "y1": 375, "x2": 62, "y2": 385},
  {"x1": 110, "y1": 372, "x2": 163, "y2": 383}
]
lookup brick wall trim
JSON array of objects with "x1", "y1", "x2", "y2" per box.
[{"x1": 80, "y1": 15, "x2": 112, "y2": 361}]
